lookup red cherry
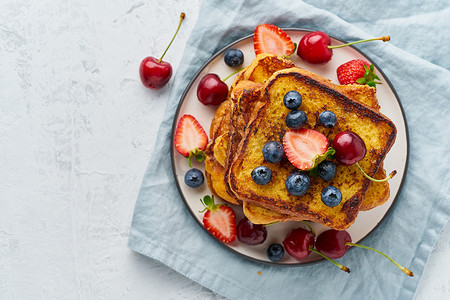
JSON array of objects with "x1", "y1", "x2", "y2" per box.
[
  {"x1": 139, "y1": 57, "x2": 172, "y2": 89},
  {"x1": 315, "y1": 229, "x2": 351, "y2": 259},
  {"x1": 297, "y1": 31, "x2": 332, "y2": 64},
  {"x1": 197, "y1": 73, "x2": 229, "y2": 106},
  {"x1": 297, "y1": 31, "x2": 390, "y2": 65},
  {"x1": 333, "y1": 131, "x2": 397, "y2": 182},
  {"x1": 282, "y1": 227, "x2": 315, "y2": 260},
  {"x1": 332, "y1": 131, "x2": 366, "y2": 166},
  {"x1": 139, "y1": 13, "x2": 185, "y2": 89},
  {"x1": 236, "y1": 217, "x2": 267, "y2": 245},
  {"x1": 315, "y1": 229, "x2": 413, "y2": 276}
]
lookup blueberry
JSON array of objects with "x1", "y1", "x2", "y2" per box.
[
  {"x1": 184, "y1": 168, "x2": 204, "y2": 188},
  {"x1": 285, "y1": 172, "x2": 310, "y2": 196},
  {"x1": 224, "y1": 48, "x2": 244, "y2": 67},
  {"x1": 262, "y1": 141, "x2": 284, "y2": 163},
  {"x1": 285, "y1": 110, "x2": 307, "y2": 129},
  {"x1": 267, "y1": 243, "x2": 285, "y2": 262},
  {"x1": 283, "y1": 90, "x2": 302, "y2": 110},
  {"x1": 317, "y1": 161, "x2": 337, "y2": 181},
  {"x1": 318, "y1": 110, "x2": 337, "y2": 128},
  {"x1": 251, "y1": 166, "x2": 272, "y2": 185},
  {"x1": 321, "y1": 186, "x2": 342, "y2": 207}
]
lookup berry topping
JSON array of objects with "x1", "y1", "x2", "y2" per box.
[
  {"x1": 285, "y1": 110, "x2": 308, "y2": 129},
  {"x1": 224, "y1": 48, "x2": 244, "y2": 67},
  {"x1": 283, "y1": 129, "x2": 330, "y2": 170},
  {"x1": 337, "y1": 59, "x2": 382, "y2": 87},
  {"x1": 317, "y1": 161, "x2": 337, "y2": 181},
  {"x1": 174, "y1": 114, "x2": 208, "y2": 167},
  {"x1": 200, "y1": 195, "x2": 236, "y2": 244},
  {"x1": 237, "y1": 217, "x2": 267, "y2": 245},
  {"x1": 251, "y1": 166, "x2": 272, "y2": 185},
  {"x1": 332, "y1": 130, "x2": 366, "y2": 166},
  {"x1": 262, "y1": 141, "x2": 284, "y2": 164},
  {"x1": 283, "y1": 227, "x2": 315, "y2": 260},
  {"x1": 254, "y1": 24, "x2": 295, "y2": 57},
  {"x1": 197, "y1": 73, "x2": 229, "y2": 106},
  {"x1": 321, "y1": 186, "x2": 342, "y2": 207},
  {"x1": 184, "y1": 168, "x2": 204, "y2": 188},
  {"x1": 267, "y1": 243, "x2": 285, "y2": 262},
  {"x1": 318, "y1": 110, "x2": 337, "y2": 128},
  {"x1": 283, "y1": 90, "x2": 303, "y2": 110},
  {"x1": 285, "y1": 172, "x2": 310, "y2": 196}
]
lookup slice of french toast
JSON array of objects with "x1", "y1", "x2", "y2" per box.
[
  {"x1": 205, "y1": 54, "x2": 392, "y2": 227},
  {"x1": 226, "y1": 67, "x2": 397, "y2": 230}
]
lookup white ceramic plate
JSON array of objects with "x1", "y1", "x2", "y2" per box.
[{"x1": 171, "y1": 29, "x2": 408, "y2": 265}]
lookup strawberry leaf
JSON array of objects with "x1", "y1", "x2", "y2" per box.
[
  {"x1": 357, "y1": 64, "x2": 382, "y2": 88},
  {"x1": 356, "y1": 77, "x2": 366, "y2": 85},
  {"x1": 309, "y1": 167, "x2": 319, "y2": 177},
  {"x1": 307, "y1": 147, "x2": 336, "y2": 172},
  {"x1": 188, "y1": 149, "x2": 206, "y2": 167},
  {"x1": 199, "y1": 195, "x2": 215, "y2": 212},
  {"x1": 199, "y1": 195, "x2": 226, "y2": 213}
]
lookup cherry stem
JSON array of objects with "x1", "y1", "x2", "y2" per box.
[
  {"x1": 265, "y1": 221, "x2": 280, "y2": 226},
  {"x1": 329, "y1": 36, "x2": 390, "y2": 49},
  {"x1": 302, "y1": 220, "x2": 315, "y2": 236},
  {"x1": 159, "y1": 12, "x2": 185, "y2": 63},
  {"x1": 221, "y1": 67, "x2": 245, "y2": 82},
  {"x1": 310, "y1": 247, "x2": 350, "y2": 273},
  {"x1": 355, "y1": 162, "x2": 397, "y2": 182},
  {"x1": 346, "y1": 242, "x2": 413, "y2": 277}
]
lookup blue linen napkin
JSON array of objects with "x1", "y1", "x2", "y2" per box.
[{"x1": 128, "y1": 1, "x2": 450, "y2": 299}]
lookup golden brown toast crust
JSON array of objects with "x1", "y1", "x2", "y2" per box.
[
  {"x1": 230, "y1": 54, "x2": 296, "y2": 90},
  {"x1": 205, "y1": 81, "x2": 264, "y2": 205},
  {"x1": 226, "y1": 68, "x2": 396, "y2": 229}
]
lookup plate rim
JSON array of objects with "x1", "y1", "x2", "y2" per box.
[{"x1": 170, "y1": 28, "x2": 410, "y2": 266}]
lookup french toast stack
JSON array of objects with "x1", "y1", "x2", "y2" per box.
[{"x1": 204, "y1": 54, "x2": 396, "y2": 230}]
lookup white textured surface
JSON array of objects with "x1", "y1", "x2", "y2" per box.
[{"x1": 0, "y1": 0, "x2": 448, "y2": 299}]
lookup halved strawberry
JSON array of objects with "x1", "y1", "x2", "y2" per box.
[
  {"x1": 174, "y1": 114, "x2": 208, "y2": 167},
  {"x1": 283, "y1": 129, "x2": 334, "y2": 170},
  {"x1": 200, "y1": 195, "x2": 236, "y2": 244},
  {"x1": 336, "y1": 59, "x2": 381, "y2": 87},
  {"x1": 254, "y1": 24, "x2": 295, "y2": 57}
]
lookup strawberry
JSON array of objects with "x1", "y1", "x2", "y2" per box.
[
  {"x1": 200, "y1": 195, "x2": 236, "y2": 244},
  {"x1": 174, "y1": 114, "x2": 208, "y2": 167},
  {"x1": 283, "y1": 129, "x2": 334, "y2": 171},
  {"x1": 254, "y1": 24, "x2": 295, "y2": 57},
  {"x1": 336, "y1": 59, "x2": 382, "y2": 87}
]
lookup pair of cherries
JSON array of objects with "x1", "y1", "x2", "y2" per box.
[{"x1": 284, "y1": 227, "x2": 413, "y2": 276}]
